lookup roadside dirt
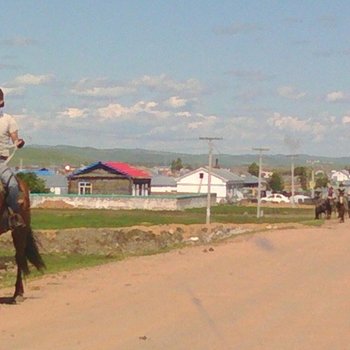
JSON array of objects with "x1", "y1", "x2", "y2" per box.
[
  {"x1": 2, "y1": 219, "x2": 350, "y2": 349},
  {"x1": 1, "y1": 222, "x2": 302, "y2": 256}
]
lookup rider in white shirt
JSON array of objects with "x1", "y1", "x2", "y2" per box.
[{"x1": 0, "y1": 88, "x2": 25, "y2": 228}]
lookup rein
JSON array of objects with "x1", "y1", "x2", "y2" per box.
[{"x1": 3, "y1": 144, "x2": 18, "y2": 166}]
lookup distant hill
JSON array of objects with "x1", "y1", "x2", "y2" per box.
[{"x1": 9, "y1": 145, "x2": 350, "y2": 170}]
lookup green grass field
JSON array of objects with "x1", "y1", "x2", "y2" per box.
[
  {"x1": 30, "y1": 204, "x2": 316, "y2": 230},
  {"x1": 0, "y1": 204, "x2": 319, "y2": 290}
]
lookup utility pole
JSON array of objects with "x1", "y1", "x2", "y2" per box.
[
  {"x1": 287, "y1": 154, "x2": 298, "y2": 207},
  {"x1": 200, "y1": 137, "x2": 222, "y2": 225},
  {"x1": 307, "y1": 159, "x2": 318, "y2": 199},
  {"x1": 253, "y1": 147, "x2": 269, "y2": 218}
]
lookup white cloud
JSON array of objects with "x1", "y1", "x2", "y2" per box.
[
  {"x1": 277, "y1": 86, "x2": 306, "y2": 99},
  {"x1": 2, "y1": 86, "x2": 25, "y2": 96},
  {"x1": 71, "y1": 75, "x2": 203, "y2": 100},
  {"x1": 268, "y1": 112, "x2": 310, "y2": 131},
  {"x1": 342, "y1": 115, "x2": 350, "y2": 124},
  {"x1": 266, "y1": 112, "x2": 335, "y2": 144},
  {"x1": 165, "y1": 96, "x2": 187, "y2": 108},
  {"x1": 0, "y1": 37, "x2": 37, "y2": 47},
  {"x1": 326, "y1": 91, "x2": 347, "y2": 102},
  {"x1": 176, "y1": 111, "x2": 191, "y2": 118},
  {"x1": 97, "y1": 100, "x2": 169, "y2": 121},
  {"x1": 14, "y1": 73, "x2": 54, "y2": 85},
  {"x1": 59, "y1": 108, "x2": 88, "y2": 119},
  {"x1": 71, "y1": 85, "x2": 136, "y2": 97},
  {"x1": 187, "y1": 115, "x2": 217, "y2": 129},
  {"x1": 97, "y1": 103, "x2": 130, "y2": 120},
  {"x1": 132, "y1": 74, "x2": 203, "y2": 95}
]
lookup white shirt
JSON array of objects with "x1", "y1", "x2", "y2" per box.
[{"x1": 0, "y1": 109, "x2": 18, "y2": 157}]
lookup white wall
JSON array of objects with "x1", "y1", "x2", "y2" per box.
[
  {"x1": 331, "y1": 172, "x2": 349, "y2": 182},
  {"x1": 177, "y1": 170, "x2": 227, "y2": 202},
  {"x1": 151, "y1": 186, "x2": 177, "y2": 193},
  {"x1": 30, "y1": 193, "x2": 215, "y2": 211}
]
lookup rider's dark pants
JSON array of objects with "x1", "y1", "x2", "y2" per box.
[{"x1": 0, "y1": 167, "x2": 20, "y2": 213}]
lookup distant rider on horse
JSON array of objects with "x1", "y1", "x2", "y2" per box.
[{"x1": 0, "y1": 88, "x2": 25, "y2": 229}]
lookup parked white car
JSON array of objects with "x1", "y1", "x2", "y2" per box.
[
  {"x1": 290, "y1": 194, "x2": 311, "y2": 203},
  {"x1": 261, "y1": 193, "x2": 290, "y2": 203}
]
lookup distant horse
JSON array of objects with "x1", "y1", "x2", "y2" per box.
[
  {"x1": 0, "y1": 177, "x2": 45, "y2": 302},
  {"x1": 336, "y1": 189, "x2": 346, "y2": 223},
  {"x1": 315, "y1": 198, "x2": 332, "y2": 220}
]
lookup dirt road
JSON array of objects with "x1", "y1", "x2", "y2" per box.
[{"x1": 1, "y1": 220, "x2": 350, "y2": 350}]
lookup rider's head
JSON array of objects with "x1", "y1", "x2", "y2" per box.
[{"x1": 0, "y1": 88, "x2": 4, "y2": 108}]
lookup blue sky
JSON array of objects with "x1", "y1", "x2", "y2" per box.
[{"x1": 1, "y1": 1, "x2": 350, "y2": 156}]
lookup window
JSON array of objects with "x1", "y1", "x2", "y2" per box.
[
  {"x1": 199, "y1": 173, "x2": 204, "y2": 179},
  {"x1": 79, "y1": 182, "x2": 92, "y2": 195}
]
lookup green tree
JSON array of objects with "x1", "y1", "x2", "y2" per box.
[
  {"x1": 17, "y1": 172, "x2": 48, "y2": 193},
  {"x1": 294, "y1": 166, "x2": 308, "y2": 190},
  {"x1": 269, "y1": 172, "x2": 284, "y2": 192},
  {"x1": 315, "y1": 172, "x2": 329, "y2": 189},
  {"x1": 248, "y1": 162, "x2": 259, "y2": 177},
  {"x1": 170, "y1": 158, "x2": 183, "y2": 172}
]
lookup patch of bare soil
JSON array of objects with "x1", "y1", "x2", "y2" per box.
[
  {"x1": 3, "y1": 220, "x2": 350, "y2": 349},
  {"x1": 0, "y1": 222, "x2": 305, "y2": 257}
]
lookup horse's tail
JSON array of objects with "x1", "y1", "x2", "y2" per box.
[
  {"x1": 15, "y1": 177, "x2": 46, "y2": 275},
  {"x1": 25, "y1": 227, "x2": 46, "y2": 273}
]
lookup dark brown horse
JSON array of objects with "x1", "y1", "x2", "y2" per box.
[
  {"x1": 315, "y1": 197, "x2": 333, "y2": 220},
  {"x1": 336, "y1": 189, "x2": 346, "y2": 223},
  {"x1": 0, "y1": 177, "x2": 45, "y2": 302}
]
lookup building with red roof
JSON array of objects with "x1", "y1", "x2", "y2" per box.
[{"x1": 68, "y1": 161, "x2": 151, "y2": 196}]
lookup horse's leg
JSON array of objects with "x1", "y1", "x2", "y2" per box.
[
  {"x1": 14, "y1": 266, "x2": 24, "y2": 300},
  {"x1": 11, "y1": 228, "x2": 28, "y2": 299}
]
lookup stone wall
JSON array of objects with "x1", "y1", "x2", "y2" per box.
[{"x1": 29, "y1": 193, "x2": 216, "y2": 211}]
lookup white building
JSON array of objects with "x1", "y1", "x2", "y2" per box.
[
  {"x1": 176, "y1": 167, "x2": 244, "y2": 203},
  {"x1": 331, "y1": 170, "x2": 350, "y2": 183},
  {"x1": 151, "y1": 175, "x2": 177, "y2": 193}
]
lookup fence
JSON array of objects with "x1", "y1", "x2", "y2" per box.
[{"x1": 30, "y1": 193, "x2": 216, "y2": 211}]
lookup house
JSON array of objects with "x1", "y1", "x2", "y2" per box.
[
  {"x1": 17, "y1": 168, "x2": 68, "y2": 195},
  {"x1": 68, "y1": 161, "x2": 151, "y2": 196},
  {"x1": 239, "y1": 173, "x2": 268, "y2": 199},
  {"x1": 151, "y1": 174, "x2": 177, "y2": 193},
  {"x1": 39, "y1": 173, "x2": 68, "y2": 195},
  {"x1": 240, "y1": 174, "x2": 262, "y2": 188},
  {"x1": 261, "y1": 171, "x2": 273, "y2": 179},
  {"x1": 331, "y1": 170, "x2": 350, "y2": 183},
  {"x1": 176, "y1": 167, "x2": 244, "y2": 203}
]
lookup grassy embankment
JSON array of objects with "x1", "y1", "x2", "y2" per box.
[
  {"x1": 0, "y1": 205, "x2": 320, "y2": 289},
  {"x1": 29, "y1": 205, "x2": 317, "y2": 229}
]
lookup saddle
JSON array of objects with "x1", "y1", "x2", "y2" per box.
[{"x1": 0, "y1": 180, "x2": 25, "y2": 234}]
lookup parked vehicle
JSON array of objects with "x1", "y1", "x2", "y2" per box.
[
  {"x1": 261, "y1": 193, "x2": 290, "y2": 203},
  {"x1": 290, "y1": 194, "x2": 311, "y2": 204}
]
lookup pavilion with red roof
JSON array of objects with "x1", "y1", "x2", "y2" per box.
[{"x1": 68, "y1": 161, "x2": 151, "y2": 196}]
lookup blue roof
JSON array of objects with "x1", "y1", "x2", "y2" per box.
[{"x1": 18, "y1": 168, "x2": 55, "y2": 176}]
